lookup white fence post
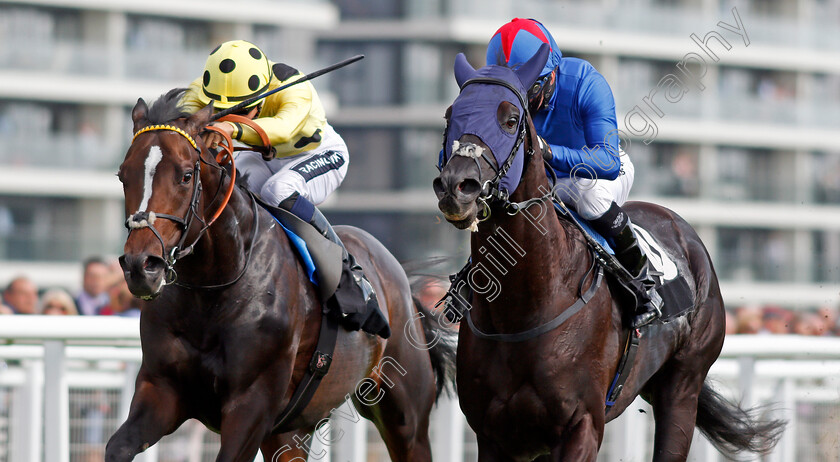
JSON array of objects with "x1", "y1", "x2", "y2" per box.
[
  {"x1": 11, "y1": 360, "x2": 42, "y2": 462},
  {"x1": 433, "y1": 397, "x2": 465, "y2": 462},
  {"x1": 738, "y1": 356, "x2": 756, "y2": 409},
  {"x1": 607, "y1": 396, "x2": 649, "y2": 461},
  {"x1": 332, "y1": 402, "x2": 367, "y2": 462},
  {"x1": 119, "y1": 361, "x2": 139, "y2": 421},
  {"x1": 779, "y1": 378, "x2": 796, "y2": 462},
  {"x1": 43, "y1": 341, "x2": 69, "y2": 462},
  {"x1": 688, "y1": 428, "x2": 719, "y2": 462}
]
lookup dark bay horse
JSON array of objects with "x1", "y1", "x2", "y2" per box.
[
  {"x1": 105, "y1": 89, "x2": 455, "y2": 461},
  {"x1": 433, "y1": 47, "x2": 782, "y2": 461}
]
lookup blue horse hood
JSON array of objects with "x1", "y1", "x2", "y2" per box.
[
  {"x1": 442, "y1": 46, "x2": 548, "y2": 197},
  {"x1": 443, "y1": 65, "x2": 529, "y2": 196}
]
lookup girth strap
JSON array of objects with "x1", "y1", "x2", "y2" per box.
[
  {"x1": 605, "y1": 328, "x2": 641, "y2": 411},
  {"x1": 271, "y1": 310, "x2": 339, "y2": 433},
  {"x1": 464, "y1": 259, "x2": 604, "y2": 343}
]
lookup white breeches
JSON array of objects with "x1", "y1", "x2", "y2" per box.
[
  {"x1": 553, "y1": 152, "x2": 635, "y2": 220},
  {"x1": 235, "y1": 124, "x2": 349, "y2": 206}
]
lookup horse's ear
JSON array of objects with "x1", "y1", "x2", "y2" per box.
[
  {"x1": 513, "y1": 43, "x2": 550, "y2": 88},
  {"x1": 131, "y1": 98, "x2": 149, "y2": 133},
  {"x1": 454, "y1": 53, "x2": 477, "y2": 88},
  {"x1": 185, "y1": 102, "x2": 214, "y2": 135}
]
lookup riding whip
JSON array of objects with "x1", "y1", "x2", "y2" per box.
[{"x1": 210, "y1": 54, "x2": 364, "y2": 121}]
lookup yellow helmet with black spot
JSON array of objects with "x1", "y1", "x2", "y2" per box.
[{"x1": 199, "y1": 40, "x2": 271, "y2": 109}]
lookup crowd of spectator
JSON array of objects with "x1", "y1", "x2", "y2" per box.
[
  {"x1": 0, "y1": 256, "x2": 142, "y2": 318},
  {"x1": 724, "y1": 304, "x2": 839, "y2": 336}
]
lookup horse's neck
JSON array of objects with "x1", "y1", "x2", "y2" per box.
[
  {"x1": 187, "y1": 179, "x2": 257, "y2": 283},
  {"x1": 470, "y1": 153, "x2": 587, "y2": 326}
]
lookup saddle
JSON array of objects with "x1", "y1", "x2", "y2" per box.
[
  {"x1": 253, "y1": 194, "x2": 390, "y2": 338},
  {"x1": 553, "y1": 204, "x2": 695, "y2": 325}
]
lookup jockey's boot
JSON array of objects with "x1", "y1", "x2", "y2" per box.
[
  {"x1": 280, "y1": 193, "x2": 390, "y2": 338},
  {"x1": 591, "y1": 202, "x2": 663, "y2": 328}
]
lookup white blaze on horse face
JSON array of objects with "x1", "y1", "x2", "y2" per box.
[{"x1": 137, "y1": 145, "x2": 163, "y2": 214}]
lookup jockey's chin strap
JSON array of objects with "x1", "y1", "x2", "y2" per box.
[{"x1": 127, "y1": 123, "x2": 237, "y2": 285}]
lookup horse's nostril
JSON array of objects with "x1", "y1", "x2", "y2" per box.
[
  {"x1": 457, "y1": 179, "x2": 481, "y2": 198},
  {"x1": 142, "y1": 256, "x2": 167, "y2": 275}
]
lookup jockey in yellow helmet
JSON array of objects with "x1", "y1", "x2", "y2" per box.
[{"x1": 181, "y1": 40, "x2": 389, "y2": 338}]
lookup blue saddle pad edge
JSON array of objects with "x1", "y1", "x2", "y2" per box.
[
  {"x1": 267, "y1": 215, "x2": 319, "y2": 286},
  {"x1": 553, "y1": 203, "x2": 615, "y2": 255}
]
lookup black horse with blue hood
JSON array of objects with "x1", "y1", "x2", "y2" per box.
[{"x1": 434, "y1": 45, "x2": 784, "y2": 461}]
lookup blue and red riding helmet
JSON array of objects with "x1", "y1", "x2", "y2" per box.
[
  {"x1": 485, "y1": 18, "x2": 622, "y2": 181},
  {"x1": 486, "y1": 17, "x2": 562, "y2": 78}
]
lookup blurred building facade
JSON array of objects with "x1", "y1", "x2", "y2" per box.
[
  {"x1": 0, "y1": 0, "x2": 337, "y2": 287},
  {"x1": 1, "y1": 0, "x2": 839, "y2": 310}
]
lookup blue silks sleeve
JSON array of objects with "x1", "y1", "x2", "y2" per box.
[{"x1": 545, "y1": 73, "x2": 621, "y2": 181}]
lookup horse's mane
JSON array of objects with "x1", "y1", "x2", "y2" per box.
[{"x1": 147, "y1": 88, "x2": 192, "y2": 124}]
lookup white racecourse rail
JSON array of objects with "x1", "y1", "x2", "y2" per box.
[{"x1": 0, "y1": 316, "x2": 839, "y2": 462}]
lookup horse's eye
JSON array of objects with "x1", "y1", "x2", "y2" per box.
[
  {"x1": 506, "y1": 116, "x2": 518, "y2": 129},
  {"x1": 181, "y1": 172, "x2": 193, "y2": 184}
]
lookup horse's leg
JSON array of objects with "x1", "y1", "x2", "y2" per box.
[
  {"x1": 105, "y1": 371, "x2": 186, "y2": 462},
  {"x1": 647, "y1": 368, "x2": 705, "y2": 462},
  {"x1": 260, "y1": 428, "x2": 314, "y2": 462},
  {"x1": 215, "y1": 391, "x2": 275, "y2": 462},
  {"x1": 357, "y1": 335, "x2": 436, "y2": 461},
  {"x1": 648, "y1": 283, "x2": 724, "y2": 461},
  {"x1": 359, "y1": 367, "x2": 434, "y2": 462},
  {"x1": 558, "y1": 413, "x2": 601, "y2": 462}
]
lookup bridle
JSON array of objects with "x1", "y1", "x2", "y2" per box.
[
  {"x1": 438, "y1": 77, "x2": 559, "y2": 220},
  {"x1": 125, "y1": 123, "x2": 250, "y2": 289}
]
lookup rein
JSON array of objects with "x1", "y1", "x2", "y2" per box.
[
  {"x1": 464, "y1": 256, "x2": 604, "y2": 342},
  {"x1": 126, "y1": 123, "x2": 239, "y2": 289}
]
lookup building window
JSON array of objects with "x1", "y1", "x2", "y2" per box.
[
  {"x1": 717, "y1": 228, "x2": 792, "y2": 282},
  {"x1": 125, "y1": 16, "x2": 209, "y2": 81}
]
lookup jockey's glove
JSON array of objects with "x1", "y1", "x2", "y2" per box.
[{"x1": 538, "y1": 136, "x2": 553, "y2": 162}]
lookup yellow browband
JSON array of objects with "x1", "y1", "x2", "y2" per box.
[{"x1": 132, "y1": 124, "x2": 199, "y2": 151}]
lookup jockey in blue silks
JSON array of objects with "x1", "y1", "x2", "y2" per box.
[{"x1": 486, "y1": 18, "x2": 662, "y2": 327}]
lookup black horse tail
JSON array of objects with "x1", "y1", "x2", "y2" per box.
[
  {"x1": 695, "y1": 381, "x2": 786, "y2": 455},
  {"x1": 412, "y1": 296, "x2": 458, "y2": 401}
]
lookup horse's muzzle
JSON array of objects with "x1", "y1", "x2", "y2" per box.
[
  {"x1": 119, "y1": 253, "x2": 168, "y2": 299},
  {"x1": 433, "y1": 169, "x2": 482, "y2": 229}
]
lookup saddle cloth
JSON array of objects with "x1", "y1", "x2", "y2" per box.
[{"x1": 259, "y1": 203, "x2": 319, "y2": 286}]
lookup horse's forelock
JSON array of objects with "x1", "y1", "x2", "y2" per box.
[{"x1": 146, "y1": 88, "x2": 192, "y2": 125}]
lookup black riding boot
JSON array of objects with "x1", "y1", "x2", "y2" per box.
[
  {"x1": 280, "y1": 193, "x2": 390, "y2": 338},
  {"x1": 592, "y1": 202, "x2": 663, "y2": 328}
]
